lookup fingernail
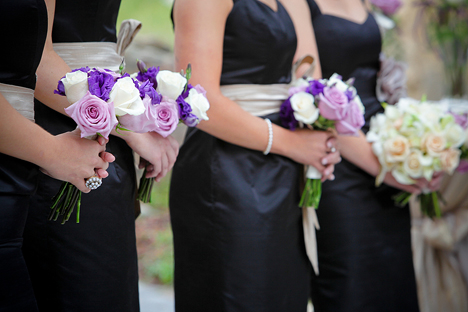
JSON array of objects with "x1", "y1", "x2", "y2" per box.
[
  {"x1": 322, "y1": 158, "x2": 328, "y2": 165},
  {"x1": 327, "y1": 141, "x2": 333, "y2": 148},
  {"x1": 329, "y1": 174, "x2": 335, "y2": 181}
]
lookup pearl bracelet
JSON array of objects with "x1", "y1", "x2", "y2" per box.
[{"x1": 263, "y1": 118, "x2": 273, "y2": 155}]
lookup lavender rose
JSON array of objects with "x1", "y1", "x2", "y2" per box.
[
  {"x1": 64, "y1": 91, "x2": 118, "y2": 139},
  {"x1": 317, "y1": 86, "x2": 350, "y2": 120},
  {"x1": 119, "y1": 96, "x2": 179, "y2": 137},
  {"x1": 370, "y1": 0, "x2": 402, "y2": 15},
  {"x1": 335, "y1": 100, "x2": 365, "y2": 135}
]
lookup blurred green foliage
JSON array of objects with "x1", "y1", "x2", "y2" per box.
[{"x1": 117, "y1": 0, "x2": 175, "y2": 48}]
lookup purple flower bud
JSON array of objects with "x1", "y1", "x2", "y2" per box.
[{"x1": 137, "y1": 60, "x2": 147, "y2": 73}]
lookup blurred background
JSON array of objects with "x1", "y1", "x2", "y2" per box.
[{"x1": 115, "y1": 0, "x2": 468, "y2": 307}]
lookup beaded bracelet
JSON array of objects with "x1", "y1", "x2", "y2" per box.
[{"x1": 263, "y1": 118, "x2": 273, "y2": 155}]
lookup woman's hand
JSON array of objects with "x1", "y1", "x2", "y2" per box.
[
  {"x1": 280, "y1": 128, "x2": 341, "y2": 180},
  {"x1": 41, "y1": 129, "x2": 115, "y2": 192},
  {"x1": 121, "y1": 132, "x2": 179, "y2": 182}
]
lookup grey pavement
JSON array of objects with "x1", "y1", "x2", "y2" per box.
[{"x1": 139, "y1": 282, "x2": 175, "y2": 312}]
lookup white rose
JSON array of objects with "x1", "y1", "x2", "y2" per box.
[
  {"x1": 443, "y1": 123, "x2": 465, "y2": 148},
  {"x1": 186, "y1": 87, "x2": 210, "y2": 121},
  {"x1": 290, "y1": 92, "x2": 319, "y2": 125},
  {"x1": 422, "y1": 133, "x2": 446, "y2": 157},
  {"x1": 109, "y1": 77, "x2": 145, "y2": 116},
  {"x1": 353, "y1": 95, "x2": 365, "y2": 114},
  {"x1": 61, "y1": 70, "x2": 89, "y2": 104},
  {"x1": 327, "y1": 73, "x2": 349, "y2": 92},
  {"x1": 156, "y1": 70, "x2": 187, "y2": 100},
  {"x1": 440, "y1": 148, "x2": 461, "y2": 175},
  {"x1": 292, "y1": 77, "x2": 310, "y2": 88},
  {"x1": 383, "y1": 135, "x2": 410, "y2": 163},
  {"x1": 385, "y1": 105, "x2": 401, "y2": 121}
]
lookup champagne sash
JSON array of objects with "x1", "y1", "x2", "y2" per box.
[
  {"x1": 53, "y1": 19, "x2": 142, "y2": 71},
  {"x1": 0, "y1": 83, "x2": 35, "y2": 122},
  {"x1": 220, "y1": 55, "x2": 321, "y2": 274}
]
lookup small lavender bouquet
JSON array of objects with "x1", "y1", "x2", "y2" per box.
[
  {"x1": 52, "y1": 67, "x2": 146, "y2": 223},
  {"x1": 119, "y1": 61, "x2": 210, "y2": 203},
  {"x1": 280, "y1": 74, "x2": 365, "y2": 209}
]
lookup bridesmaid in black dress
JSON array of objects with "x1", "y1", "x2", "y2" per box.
[
  {"x1": 305, "y1": 0, "x2": 424, "y2": 311},
  {"x1": 21, "y1": 1, "x2": 177, "y2": 311},
  {"x1": 169, "y1": 0, "x2": 340, "y2": 311},
  {"x1": 0, "y1": 1, "x2": 112, "y2": 311}
]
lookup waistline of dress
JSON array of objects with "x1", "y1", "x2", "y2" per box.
[
  {"x1": 0, "y1": 83, "x2": 35, "y2": 122},
  {"x1": 53, "y1": 42, "x2": 123, "y2": 72},
  {"x1": 220, "y1": 83, "x2": 290, "y2": 117},
  {"x1": 53, "y1": 19, "x2": 142, "y2": 72}
]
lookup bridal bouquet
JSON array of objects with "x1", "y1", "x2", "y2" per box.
[
  {"x1": 280, "y1": 73, "x2": 365, "y2": 209},
  {"x1": 52, "y1": 66, "x2": 145, "y2": 223},
  {"x1": 366, "y1": 98, "x2": 466, "y2": 217},
  {"x1": 120, "y1": 60, "x2": 210, "y2": 203}
]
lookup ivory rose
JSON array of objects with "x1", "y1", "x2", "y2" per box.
[
  {"x1": 109, "y1": 77, "x2": 145, "y2": 116},
  {"x1": 290, "y1": 92, "x2": 319, "y2": 124},
  {"x1": 440, "y1": 148, "x2": 461, "y2": 174},
  {"x1": 61, "y1": 70, "x2": 89, "y2": 104},
  {"x1": 383, "y1": 135, "x2": 410, "y2": 162},
  {"x1": 156, "y1": 70, "x2": 187, "y2": 100},
  {"x1": 422, "y1": 133, "x2": 446, "y2": 157}
]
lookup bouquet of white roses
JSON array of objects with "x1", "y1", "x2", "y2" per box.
[
  {"x1": 280, "y1": 73, "x2": 365, "y2": 209},
  {"x1": 119, "y1": 61, "x2": 210, "y2": 203},
  {"x1": 366, "y1": 97, "x2": 466, "y2": 217}
]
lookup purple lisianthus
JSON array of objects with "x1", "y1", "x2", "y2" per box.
[
  {"x1": 280, "y1": 98, "x2": 298, "y2": 130},
  {"x1": 176, "y1": 94, "x2": 194, "y2": 120},
  {"x1": 335, "y1": 100, "x2": 365, "y2": 135},
  {"x1": 452, "y1": 112, "x2": 468, "y2": 129},
  {"x1": 317, "y1": 86, "x2": 350, "y2": 120},
  {"x1": 307, "y1": 80, "x2": 325, "y2": 96},
  {"x1": 94, "y1": 67, "x2": 121, "y2": 81},
  {"x1": 88, "y1": 70, "x2": 115, "y2": 102},
  {"x1": 54, "y1": 81, "x2": 66, "y2": 96},
  {"x1": 137, "y1": 64, "x2": 160, "y2": 89},
  {"x1": 138, "y1": 80, "x2": 162, "y2": 104},
  {"x1": 64, "y1": 91, "x2": 118, "y2": 139}
]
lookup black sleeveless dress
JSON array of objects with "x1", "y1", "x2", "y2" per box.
[
  {"x1": 0, "y1": 0, "x2": 47, "y2": 311},
  {"x1": 169, "y1": 1, "x2": 311, "y2": 311},
  {"x1": 307, "y1": 1, "x2": 419, "y2": 311},
  {"x1": 22, "y1": 1, "x2": 140, "y2": 311}
]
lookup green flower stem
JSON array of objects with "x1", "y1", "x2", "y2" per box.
[
  {"x1": 49, "y1": 181, "x2": 83, "y2": 224},
  {"x1": 137, "y1": 166, "x2": 155, "y2": 203},
  {"x1": 299, "y1": 179, "x2": 322, "y2": 209}
]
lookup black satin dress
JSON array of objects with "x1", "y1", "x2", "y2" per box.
[
  {"x1": 0, "y1": 0, "x2": 47, "y2": 311},
  {"x1": 307, "y1": 1, "x2": 419, "y2": 311},
  {"x1": 169, "y1": 1, "x2": 311, "y2": 311},
  {"x1": 22, "y1": 1, "x2": 140, "y2": 311}
]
